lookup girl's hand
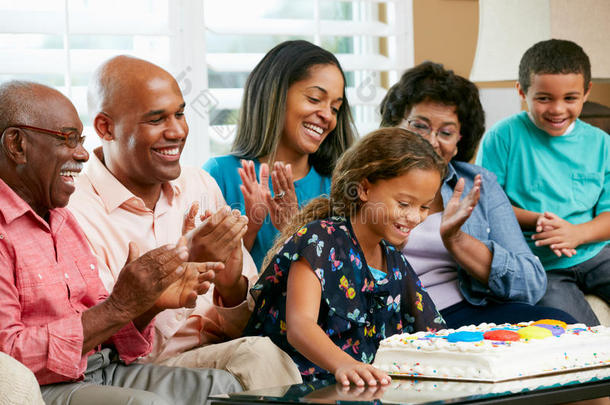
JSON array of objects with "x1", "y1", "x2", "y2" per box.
[
  {"x1": 265, "y1": 162, "x2": 299, "y2": 232},
  {"x1": 440, "y1": 175, "x2": 481, "y2": 244},
  {"x1": 334, "y1": 361, "x2": 391, "y2": 386}
]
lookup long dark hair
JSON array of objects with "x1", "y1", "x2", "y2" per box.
[
  {"x1": 231, "y1": 40, "x2": 356, "y2": 176},
  {"x1": 263, "y1": 127, "x2": 446, "y2": 268}
]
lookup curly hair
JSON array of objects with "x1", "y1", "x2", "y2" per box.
[
  {"x1": 263, "y1": 127, "x2": 446, "y2": 268},
  {"x1": 231, "y1": 40, "x2": 356, "y2": 176},
  {"x1": 379, "y1": 61, "x2": 485, "y2": 163},
  {"x1": 518, "y1": 39, "x2": 591, "y2": 94}
]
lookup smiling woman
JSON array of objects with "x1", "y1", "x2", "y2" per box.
[{"x1": 203, "y1": 40, "x2": 356, "y2": 271}]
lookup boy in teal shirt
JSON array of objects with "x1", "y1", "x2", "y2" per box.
[{"x1": 476, "y1": 39, "x2": 610, "y2": 326}]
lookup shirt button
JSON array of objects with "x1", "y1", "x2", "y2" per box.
[
  {"x1": 369, "y1": 308, "x2": 374, "y2": 314},
  {"x1": 64, "y1": 273, "x2": 69, "y2": 279},
  {"x1": 486, "y1": 227, "x2": 490, "y2": 233},
  {"x1": 90, "y1": 264, "x2": 95, "y2": 270},
  {"x1": 38, "y1": 274, "x2": 42, "y2": 280}
]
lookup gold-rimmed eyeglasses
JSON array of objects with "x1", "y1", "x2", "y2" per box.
[{"x1": 405, "y1": 119, "x2": 461, "y2": 144}]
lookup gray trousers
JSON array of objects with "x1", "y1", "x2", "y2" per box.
[
  {"x1": 41, "y1": 348, "x2": 242, "y2": 405},
  {"x1": 537, "y1": 244, "x2": 610, "y2": 326}
]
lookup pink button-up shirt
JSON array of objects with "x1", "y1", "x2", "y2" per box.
[
  {"x1": 68, "y1": 149, "x2": 258, "y2": 363},
  {"x1": 0, "y1": 179, "x2": 153, "y2": 385}
]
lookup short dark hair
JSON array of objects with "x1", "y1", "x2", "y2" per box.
[
  {"x1": 232, "y1": 40, "x2": 356, "y2": 176},
  {"x1": 379, "y1": 61, "x2": 485, "y2": 162},
  {"x1": 518, "y1": 39, "x2": 591, "y2": 94}
]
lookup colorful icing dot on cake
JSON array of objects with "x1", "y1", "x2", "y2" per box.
[
  {"x1": 483, "y1": 329, "x2": 520, "y2": 341},
  {"x1": 447, "y1": 331, "x2": 484, "y2": 343},
  {"x1": 533, "y1": 319, "x2": 567, "y2": 329},
  {"x1": 517, "y1": 325, "x2": 553, "y2": 340}
]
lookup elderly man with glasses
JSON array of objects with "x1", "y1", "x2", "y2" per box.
[{"x1": 0, "y1": 80, "x2": 242, "y2": 404}]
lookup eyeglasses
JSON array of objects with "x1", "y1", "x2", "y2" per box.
[
  {"x1": 11, "y1": 124, "x2": 85, "y2": 149},
  {"x1": 405, "y1": 119, "x2": 461, "y2": 144}
]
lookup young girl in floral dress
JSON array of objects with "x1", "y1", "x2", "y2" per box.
[{"x1": 246, "y1": 128, "x2": 469, "y2": 386}]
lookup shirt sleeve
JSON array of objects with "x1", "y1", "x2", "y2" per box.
[
  {"x1": 475, "y1": 127, "x2": 510, "y2": 188},
  {"x1": 109, "y1": 321, "x2": 154, "y2": 364},
  {"x1": 0, "y1": 250, "x2": 86, "y2": 384},
  {"x1": 464, "y1": 170, "x2": 547, "y2": 305}
]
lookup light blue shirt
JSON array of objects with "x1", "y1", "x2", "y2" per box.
[
  {"x1": 436, "y1": 161, "x2": 547, "y2": 306},
  {"x1": 476, "y1": 112, "x2": 610, "y2": 270},
  {"x1": 203, "y1": 155, "x2": 331, "y2": 271}
]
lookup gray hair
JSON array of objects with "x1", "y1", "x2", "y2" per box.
[{"x1": 0, "y1": 80, "x2": 37, "y2": 132}]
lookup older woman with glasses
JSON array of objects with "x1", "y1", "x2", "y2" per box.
[{"x1": 380, "y1": 62, "x2": 575, "y2": 328}]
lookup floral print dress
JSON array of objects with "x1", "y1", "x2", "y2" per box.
[{"x1": 245, "y1": 216, "x2": 445, "y2": 379}]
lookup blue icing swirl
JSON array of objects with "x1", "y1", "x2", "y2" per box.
[{"x1": 447, "y1": 331, "x2": 484, "y2": 343}]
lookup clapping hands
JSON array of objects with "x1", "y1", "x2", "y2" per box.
[
  {"x1": 238, "y1": 159, "x2": 299, "y2": 234},
  {"x1": 532, "y1": 212, "x2": 578, "y2": 257}
]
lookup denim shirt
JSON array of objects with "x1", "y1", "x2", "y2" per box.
[{"x1": 444, "y1": 161, "x2": 547, "y2": 306}]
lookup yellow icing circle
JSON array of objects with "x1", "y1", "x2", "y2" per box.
[
  {"x1": 532, "y1": 319, "x2": 567, "y2": 329},
  {"x1": 518, "y1": 326, "x2": 553, "y2": 340}
]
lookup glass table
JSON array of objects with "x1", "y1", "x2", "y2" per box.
[{"x1": 211, "y1": 366, "x2": 610, "y2": 404}]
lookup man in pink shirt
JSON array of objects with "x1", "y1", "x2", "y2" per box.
[
  {"x1": 68, "y1": 55, "x2": 301, "y2": 390},
  {"x1": 0, "y1": 80, "x2": 242, "y2": 404}
]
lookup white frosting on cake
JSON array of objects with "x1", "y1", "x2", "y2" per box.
[{"x1": 373, "y1": 322, "x2": 610, "y2": 381}]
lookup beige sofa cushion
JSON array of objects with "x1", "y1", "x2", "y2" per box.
[
  {"x1": 0, "y1": 352, "x2": 43, "y2": 405},
  {"x1": 586, "y1": 294, "x2": 610, "y2": 326}
]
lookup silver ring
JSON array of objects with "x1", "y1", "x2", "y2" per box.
[{"x1": 274, "y1": 191, "x2": 286, "y2": 200}]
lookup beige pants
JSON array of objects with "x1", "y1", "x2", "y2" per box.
[
  {"x1": 0, "y1": 352, "x2": 44, "y2": 405},
  {"x1": 159, "y1": 336, "x2": 302, "y2": 390}
]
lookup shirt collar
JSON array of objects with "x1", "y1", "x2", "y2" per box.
[
  {"x1": 85, "y1": 147, "x2": 182, "y2": 213},
  {"x1": 443, "y1": 161, "x2": 459, "y2": 188},
  {"x1": 0, "y1": 178, "x2": 66, "y2": 227}
]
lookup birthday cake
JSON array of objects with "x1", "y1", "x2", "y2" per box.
[{"x1": 373, "y1": 320, "x2": 610, "y2": 382}]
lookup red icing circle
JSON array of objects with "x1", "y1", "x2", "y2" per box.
[{"x1": 484, "y1": 330, "x2": 520, "y2": 341}]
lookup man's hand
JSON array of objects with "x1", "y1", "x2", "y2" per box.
[
  {"x1": 440, "y1": 175, "x2": 481, "y2": 245},
  {"x1": 154, "y1": 261, "x2": 220, "y2": 309},
  {"x1": 182, "y1": 201, "x2": 200, "y2": 235},
  {"x1": 532, "y1": 212, "x2": 579, "y2": 257},
  {"x1": 107, "y1": 238, "x2": 190, "y2": 321},
  {"x1": 213, "y1": 244, "x2": 248, "y2": 307},
  {"x1": 186, "y1": 206, "x2": 248, "y2": 263}
]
